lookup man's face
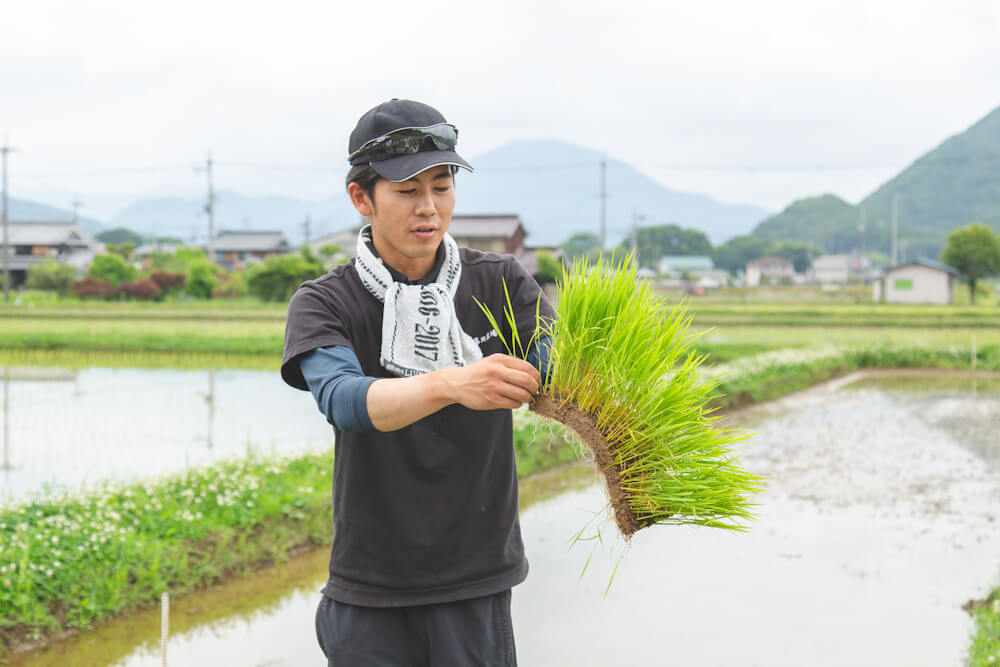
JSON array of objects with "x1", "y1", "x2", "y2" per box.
[{"x1": 357, "y1": 165, "x2": 456, "y2": 280}]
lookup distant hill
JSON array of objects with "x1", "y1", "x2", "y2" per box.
[
  {"x1": 4, "y1": 197, "x2": 104, "y2": 238},
  {"x1": 14, "y1": 139, "x2": 771, "y2": 249},
  {"x1": 752, "y1": 194, "x2": 862, "y2": 251},
  {"x1": 752, "y1": 105, "x2": 1000, "y2": 259},
  {"x1": 456, "y1": 140, "x2": 770, "y2": 246},
  {"x1": 107, "y1": 192, "x2": 357, "y2": 245}
]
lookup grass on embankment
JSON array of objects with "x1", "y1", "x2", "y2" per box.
[
  {"x1": 710, "y1": 343, "x2": 1000, "y2": 408},
  {"x1": 966, "y1": 593, "x2": 1000, "y2": 666},
  {"x1": 0, "y1": 412, "x2": 575, "y2": 655}
]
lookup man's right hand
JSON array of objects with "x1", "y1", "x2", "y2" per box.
[
  {"x1": 366, "y1": 353, "x2": 541, "y2": 432},
  {"x1": 443, "y1": 353, "x2": 541, "y2": 411}
]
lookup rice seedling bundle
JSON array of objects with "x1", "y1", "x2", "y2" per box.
[{"x1": 481, "y1": 256, "x2": 763, "y2": 538}]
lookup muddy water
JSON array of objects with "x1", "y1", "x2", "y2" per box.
[
  {"x1": 9, "y1": 372, "x2": 1000, "y2": 666},
  {"x1": 0, "y1": 367, "x2": 334, "y2": 504}
]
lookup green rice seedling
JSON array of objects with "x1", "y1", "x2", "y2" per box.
[{"x1": 479, "y1": 255, "x2": 763, "y2": 538}]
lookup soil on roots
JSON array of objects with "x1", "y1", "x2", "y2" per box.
[{"x1": 530, "y1": 394, "x2": 642, "y2": 537}]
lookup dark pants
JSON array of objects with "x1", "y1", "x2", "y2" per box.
[{"x1": 315, "y1": 590, "x2": 517, "y2": 667}]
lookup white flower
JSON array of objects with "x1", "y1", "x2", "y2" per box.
[
  {"x1": 45, "y1": 569, "x2": 53, "y2": 577},
  {"x1": 2, "y1": 579, "x2": 9, "y2": 588}
]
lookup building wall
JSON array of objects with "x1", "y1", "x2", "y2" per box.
[{"x1": 884, "y1": 265, "x2": 953, "y2": 304}]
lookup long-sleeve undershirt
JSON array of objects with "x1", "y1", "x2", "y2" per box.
[{"x1": 299, "y1": 337, "x2": 552, "y2": 433}]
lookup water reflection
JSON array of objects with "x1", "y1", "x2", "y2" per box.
[
  {"x1": 7, "y1": 373, "x2": 1000, "y2": 666},
  {"x1": 0, "y1": 366, "x2": 334, "y2": 505},
  {"x1": 6, "y1": 465, "x2": 596, "y2": 667}
]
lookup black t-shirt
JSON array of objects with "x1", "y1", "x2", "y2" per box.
[{"x1": 281, "y1": 247, "x2": 555, "y2": 607}]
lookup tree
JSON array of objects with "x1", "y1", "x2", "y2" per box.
[
  {"x1": 940, "y1": 222, "x2": 1000, "y2": 305},
  {"x1": 185, "y1": 259, "x2": 220, "y2": 299},
  {"x1": 245, "y1": 249, "x2": 325, "y2": 302},
  {"x1": 713, "y1": 235, "x2": 772, "y2": 274},
  {"x1": 25, "y1": 259, "x2": 76, "y2": 294},
  {"x1": 560, "y1": 232, "x2": 603, "y2": 263},
  {"x1": 96, "y1": 227, "x2": 144, "y2": 245},
  {"x1": 106, "y1": 241, "x2": 136, "y2": 259},
  {"x1": 619, "y1": 224, "x2": 712, "y2": 269},
  {"x1": 87, "y1": 253, "x2": 137, "y2": 287},
  {"x1": 534, "y1": 251, "x2": 564, "y2": 284},
  {"x1": 772, "y1": 240, "x2": 824, "y2": 274}
]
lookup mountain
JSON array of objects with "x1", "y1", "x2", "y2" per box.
[
  {"x1": 456, "y1": 140, "x2": 770, "y2": 247},
  {"x1": 107, "y1": 192, "x2": 358, "y2": 245},
  {"x1": 13, "y1": 139, "x2": 771, "y2": 249},
  {"x1": 3, "y1": 197, "x2": 104, "y2": 238},
  {"x1": 752, "y1": 105, "x2": 1000, "y2": 259},
  {"x1": 752, "y1": 194, "x2": 862, "y2": 252}
]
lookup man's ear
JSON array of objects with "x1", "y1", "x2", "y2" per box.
[{"x1": 348, "y1": 182, "x2": 374, "y2": 218}]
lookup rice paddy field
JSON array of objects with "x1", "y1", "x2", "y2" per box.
[{"x1": 1, "y1": 291, "x2": 999, "y2": 663}]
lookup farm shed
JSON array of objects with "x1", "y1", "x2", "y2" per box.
[{"x1": 873, "y1": 259, "x2": 958, "y2": 305}]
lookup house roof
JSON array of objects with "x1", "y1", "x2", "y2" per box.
[
  {"x1": 6, "y1": 222, "x2": 92, "y2": 247},
  {"x1": 448, "y1": 215, "x2": 524, "y2": 239},
  {"x1": 207, "y1": 230, "x2": 291, "y2": 253},
  {"x1": 885, "y1": 257, "x2": 959, "y2": 276},
  {"x1": 660, "y1": 255, "x2": 714, "y2": 270}
]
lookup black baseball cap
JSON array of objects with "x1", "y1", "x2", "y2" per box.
[{"x1": 348, "y1": 99, "x2": 473, "y2": 182}]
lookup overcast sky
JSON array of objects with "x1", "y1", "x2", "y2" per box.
[{"x1": 3, "y1": 0, "x2": 999, "y2": 219}]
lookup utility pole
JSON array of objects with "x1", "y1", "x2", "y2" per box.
[
  {"x1": 301, "y1": 215, "x2": 311, "y2": 246},
  {"x1": 599, "y1": 159, "x2": 607, "y2": 250},
  {"x1": 2, "y1": 143, "x2": 13, "y2": 304},
  {"x1": 858, "y1": 208, "x2": 866, "y2": 284},
  {"x1": 71, "y1": 198, "x2": 82, "y2": 225},
  {"x1": 890, "y1": 193, "x2": 899, "y2": 266},
  {"x1": 203, "y1": 152, "x2": 215, "y2": 244}
]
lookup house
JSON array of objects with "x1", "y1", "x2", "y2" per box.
[
  {"x1": 811, "y1": 254, "x2": 852, "y2": 284},
  {"x1": 811, "y1": 254, "x2": 870, "y2": 284},
  {"x1": 206, "y1": 230, "x2": 293, "y2": 271},
  {"x1": 657, "y1": 255, "x2": 713, "y2": 277},
  {"x1": 658, "y1": 255, "x2": 729, "y2": 288},
  {"x1": 448, "y1": 214, "x2": 526, "y2": 256},
  {"x1": 873, "y1": 258, "x2": 958, "y2": 305},
  {"x1": 745, "y1": 256, "x2": 796, "y2": 287},
  {"x1": 1, "y1": 221, "x2": 96, "y2": 287}
]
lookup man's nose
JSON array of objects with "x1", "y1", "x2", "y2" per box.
[{"x1": 414, "y1": 189, "x2": 435, "y2": 215}]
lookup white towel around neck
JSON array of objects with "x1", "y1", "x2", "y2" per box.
[{"x1": 354, "y1": 225, "x2": 483, "y2": 377}]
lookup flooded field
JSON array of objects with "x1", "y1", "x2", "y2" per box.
[
  {"x1": 7, "y1": 371, "x2": 1000, "y2": 666},
  {"x1": 0, "y1": 366, "x2": 333, "y2": 504}
]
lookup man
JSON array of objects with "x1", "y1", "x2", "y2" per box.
[{"x1": 280, "y1": 98, "x2": 555, "y2": 666}]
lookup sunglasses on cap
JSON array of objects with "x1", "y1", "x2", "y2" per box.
[{"x1": 348, "y1": 123, "x2": 459, "y2": 164}]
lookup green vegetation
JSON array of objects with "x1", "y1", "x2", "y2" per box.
[
  {"x1": 484, "y1": 255, "x2": 763, "y2": 536},
  {"x1": 618, "y1": 224, "x2": 712, "y2": 269},
  {"x1": 967, "y1": 593, "x2": 1000, "y2": 667},
  {"x1": 87, "y1": 254, "x2": 137, "y2": 287},
  {"x1": 750, "y1": 194, "x2": 860, "y2": 254},
  {"x1": 24, "y1": 259, "x2": 76, "y2": 295},
  {"x1": 750, "y1": 105, "x2": 1000, "y2": 260},
  {"x1": 95, "y1": 228, "x2": 144, "y2": 246},
  {"x1": 710, "y1": 344, "x2": 999, "y2": 408},
  {"x1": 941, "y1": 222, "x2": 1000, "y2": 305},
  {"x1": 0, "y1": 452, "x2": 334, "y2": 653},
  {"x1": 245, "y1": 248, "x2": 325, "y2": 302},
  {"x1": 0, "y1": 410, "x2": 577, "y2": 654}
]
